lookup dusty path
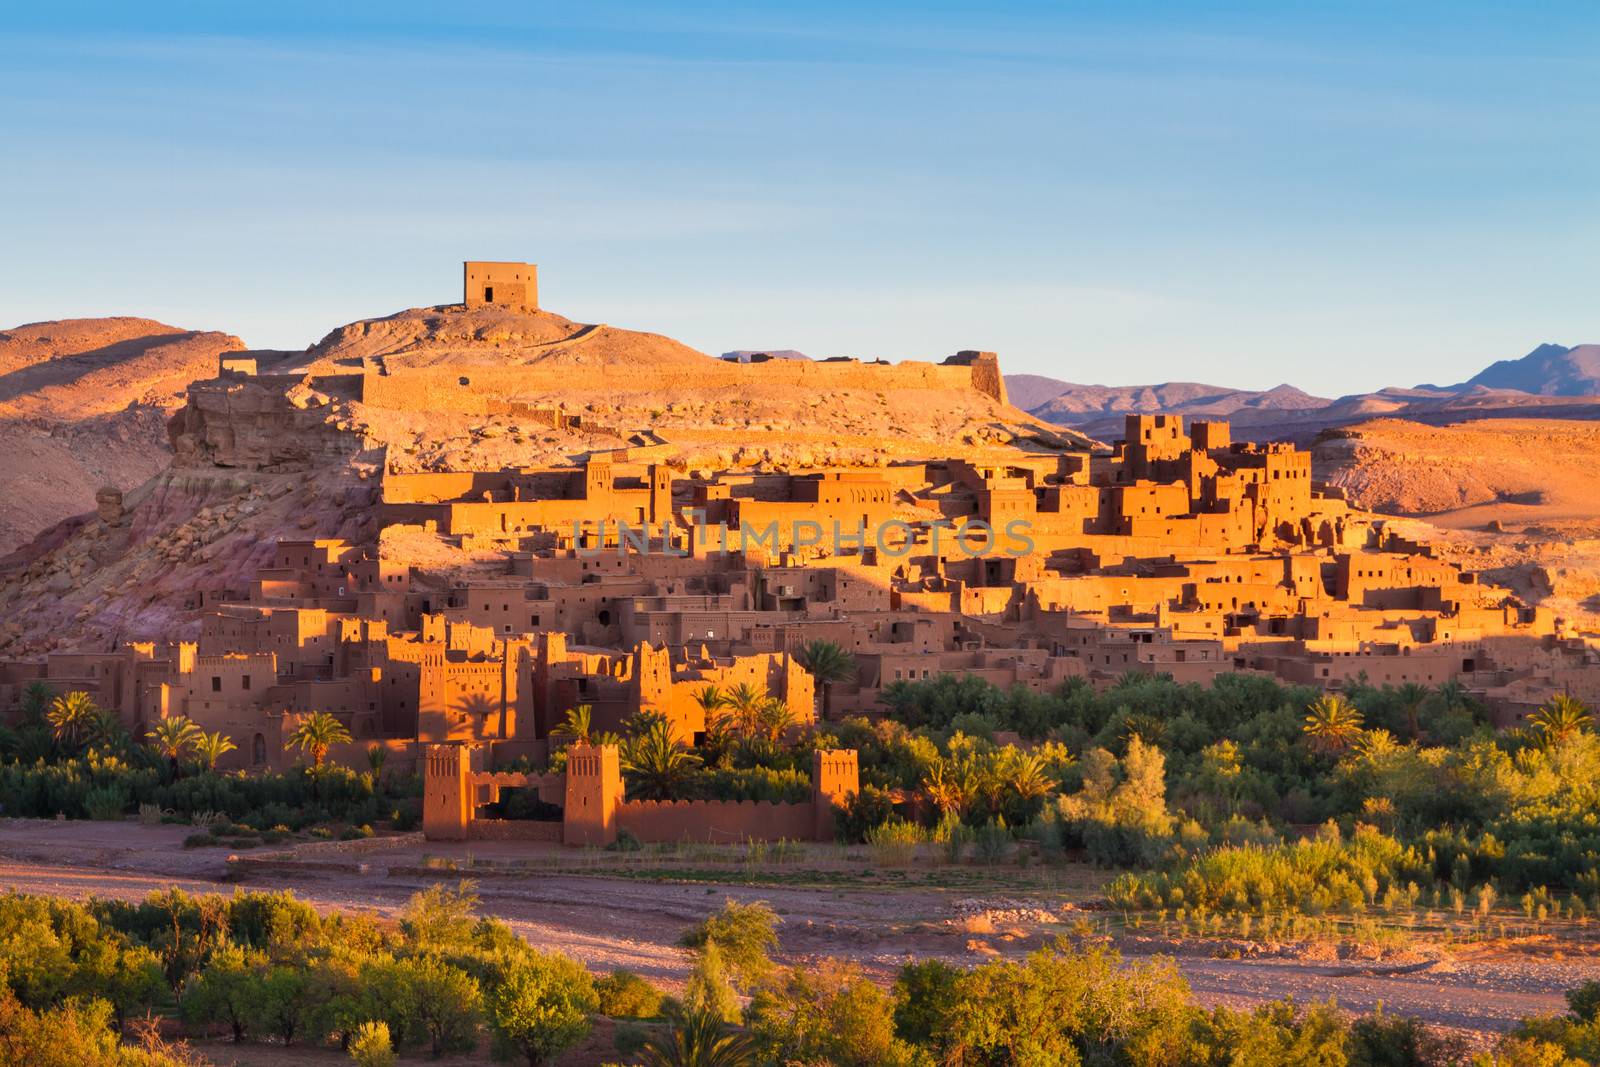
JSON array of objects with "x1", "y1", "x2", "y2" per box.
[{"x1": 0, "y1": 819, "x2": 1590, "y2": 1039}]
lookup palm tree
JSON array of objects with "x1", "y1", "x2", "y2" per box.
[
  {"x1": 619, "y1": 717, "x2": 702, "y2": 801},
  {"x1": 796, "y1": 640, "x2": 856, "y2": 720},
  {"x1": 284, "y1": 711, "x2": 353, "y2": 770},
  {"x1": 1436, "y1": 679, "x2": 1468, "y2": 713},
  {"x1": 21, "y1": 681, "x2": 54, "y2": 722},
  {"x1": 147, "y1": 716, "x2": 203, "y2": 778},
  {"x1": 1119, "y1": 712, "x2": 1167, "y2": 748},
  {"x1": 366, "y1": 743, "x2": 388, "y2": 781},
  {"x1": 1530, "y1": 694, "x2": 1593, "y2": 746},
  {"x1": 973, "y1": 754, "x2": 1010, "y2": 819},
  {"x1": 551, "y1": 704, "x2": 596, "y2": 746},
  {"x1": 1004, "y1": 750, "x2": 1054, "y2": 808},
  {"x1": 922, "y1": 758, "x2": 973, "y2": 818},
  {"x1": 86, "y1": 708, "x2": 127, "y2": 752},
  {"x1": 755, "y1": 698, "x2": 796, "y2": 745},
  {"x1": 722, "y1": 683, "x2": 766, "y2": 740},
  {"x1": 691, "y1": 686, "x2": 727, "y2": 722},
  {"x1": 191, "y1": 731, "x2": 237, "y2": 772},
  {"x1": 1394, "y1": 682, "x2": 1431, "y2": 740},
  {"x1": 1303, "y1": 694, "x2": 1365, "y2": 757},
  {"x1": 637, "y1": 1005, "x2": 758, "y2": 1067},
  {"x1": 47, "y1": 691, "x2": 99, "y2": 749},
  {"x1": 1113, "y1": 669, "x2": 1152, "y2": 691}
]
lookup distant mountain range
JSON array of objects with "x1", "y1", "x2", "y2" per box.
[
  {"x1": 1421, "y1": 343, "x2": 1600, "y2": 396},
  {"x1": 1010, "y1": 343, "x2": 1600, "y2": 442}
]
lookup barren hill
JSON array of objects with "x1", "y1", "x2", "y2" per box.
[
  {"x1": 1312, "y1": 418, "x2": 1600, "y2": 528},
  {"x1": 0, "y1": 317, "x2": 246, "y2": 553},
  {"x1": 296, "y1": 305, "x2": 710, "y2": 372},
  {"x1": 239, "y1": 304, "x2": 1090, "y2": 475},
  {"x1": 1312, "y1": 417, "x2": 1600, "y2": 626}
]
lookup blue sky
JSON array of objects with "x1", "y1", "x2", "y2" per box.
[{"x1": 2, "y1": 2, "x2": 1596, "y2": 396}]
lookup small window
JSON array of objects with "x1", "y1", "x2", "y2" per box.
[
  {"x1": 211, "y1": 676, "x2": 222, "y2": 692},
  {"x1": 242, "y1": 675, "x2": 251, "y2": 691},
  {"x1": 484, "y1": 286, "x2": 495, "y2": 302}
]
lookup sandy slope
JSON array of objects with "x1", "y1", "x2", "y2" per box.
[
  {"x1": 1313, "y1": 418, "x2": 1600, "y2": 627},
  {"x1": 0, "y1": 317, "x2": 245, "y2": 553},
  {"x1": 1313, "y1": 418, "x2": 1600, "y2": 525}
]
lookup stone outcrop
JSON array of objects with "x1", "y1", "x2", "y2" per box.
[{"x1": 167, "y1": 373, "x2": 370, "y2": 471}]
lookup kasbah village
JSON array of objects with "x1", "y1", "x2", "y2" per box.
[{"x1": 2, "y1": 262, "x2": 1585, "y2": 847}]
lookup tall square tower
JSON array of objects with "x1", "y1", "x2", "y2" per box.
[{"x1": 463, "y1": 261, "x2": 538, "y2": 311}]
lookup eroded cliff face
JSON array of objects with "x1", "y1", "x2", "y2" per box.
[
  {"x1": 167, "y1": 375, "x2": 374, "y2": 471},
  {"x1": 3, "y1": 359, "x2": 386, "y2": 655}
]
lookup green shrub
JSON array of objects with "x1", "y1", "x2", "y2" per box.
[
  {"x1": 398, "y1": 956, "x2": 482, "y2": 1056},
  {"x1": 83, "y1": 784, "x2": 128, "y2": 821},
  {"x1": 939, "y1": 819, "x2": 974, "y2": 864},
  {"x1": 487, "y1": 952, "x2": 597, "y2": 1066},
  {"x1": 866, "y1": 819, "x2": 922, "y2": 866},
  {"x1": 696, "y1": 765, "x2": 812, "y2": 803},
  {"x1": 596, "y1": 969, "x2": 665, "y2": 1019},
  {"x1": 349, "y1": 1020, "x2": 396, "y2": 1067},
  {"x1": 972, "y1": 821, "x2": 1011, "y2": 865},
  {"x1": 391, "y1": 799, "x2": 422, "y2": 832},
  {"x1": 835, "y1": 785, "x2": 896, "y2": 843},
  {"x1": 680, "y1": 900, "x2": 779, "y2": 994},
  {"x1": 607, "y1": 828, "x2": 643, "y2": 852},
  {"x1": 1109, "y1": 824, "x2": 1433, "y2": 915},
  {"x1": 748, "y1": 958, "x2": 916, "y2": 1066}
]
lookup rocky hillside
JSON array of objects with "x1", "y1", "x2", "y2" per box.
[
  {"x1": 295, "y1": 305, "x2": 709, "y2": 372},
  {"x1": 1312, "y1": 418, "x2": 1600, "y2": 527},
  {"x1": 0, "y1": 318, "x2": 246, "y2": 554}
]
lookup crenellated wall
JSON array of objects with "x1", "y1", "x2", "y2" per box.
[{"x1": 423, "y1": 741, "x2": 859, "y2": 845}]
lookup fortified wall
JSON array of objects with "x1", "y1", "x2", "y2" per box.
[
  {"x1": 423, "y1": 741, "x2": 859, "y2": 846},
  {"x1": 357, "y1": 350, "x2": 1008, "y2": 415}
]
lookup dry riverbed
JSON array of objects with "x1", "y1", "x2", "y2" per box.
[{"x1": 0, "y1": 817, "x2": 1594, "y2": 1049}]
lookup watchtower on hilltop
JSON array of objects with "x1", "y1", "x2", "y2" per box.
[{"x1": 464, "y1": 261, "x2": 538, "y2": 311}]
